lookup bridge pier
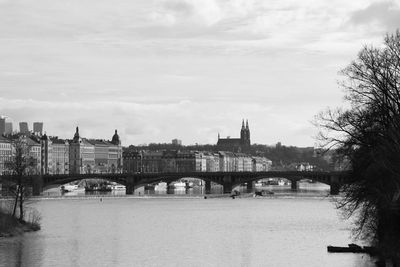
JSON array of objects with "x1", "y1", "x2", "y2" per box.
[
  {"x1": 126, "y1": 184, "x2": 134, "y2": 195},
  {"x1": 246, "y1": 181, "x2": 253, "y2": 192},
  {"x1": 32, "y1": 176, "x2": 43, "y2": 196},
  {"x1": 205, "y1": 180, "x2": 211, "y2": 194},
  {"x1": 167, "y1": 182, "x2": 174, "y2": 194},
  {"x1": 330, "y1": 183, "x2": 340, "y2": 195},
  {"x1": 329, "y1": 175, "x2": 341, "y2": 195},
  {"x1": 223, "y1": 183, "x2": 233, "y2": 194},
  {"x1": 291, "y1": 180, "x2": 298, "y2": 191},
  {"x1": 223, "y1": 174, "x2": 233, "y2": 194}
]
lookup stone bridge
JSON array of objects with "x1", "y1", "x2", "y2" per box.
[{"x1": 1, "y1": 171, "x2": 351, "y2": 195}]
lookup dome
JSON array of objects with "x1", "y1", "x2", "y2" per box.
[{"x1": 111, "y1": 129, "x2": 120, "y2": 145}]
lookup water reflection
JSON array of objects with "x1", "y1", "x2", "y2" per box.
[{"x1": 0, "y1": 232, "x2": 44, "y2": 267}]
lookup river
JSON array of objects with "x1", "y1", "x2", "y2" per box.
[{"x1": 0, "y1": 185, "x2": 375, "y2": 266}]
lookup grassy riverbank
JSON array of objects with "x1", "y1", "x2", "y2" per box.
[{"x1": 0, "y1": 210, "x2": 40, "y2": 238}]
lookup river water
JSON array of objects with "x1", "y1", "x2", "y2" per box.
[{"x1": 0, "y1": 185, "x2": 375, "y2": 267}]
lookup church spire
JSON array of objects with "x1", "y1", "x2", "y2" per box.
[
  {"x1": 245, "y1": 120, "x2": 250, "y2": 146},
  {"x1": 73, "y1": 126, "x2": 80, "y2": 143},
  {"x1": 242, "y1": 119, "x2": 245, "y2": 129}
]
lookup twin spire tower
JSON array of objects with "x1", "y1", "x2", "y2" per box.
[
  {"x1": 240, "y1": 119, "x2": 251, "y2": 146},
  {"x1": 217, "y1": 119, "x2": 251, "y2": 152}
]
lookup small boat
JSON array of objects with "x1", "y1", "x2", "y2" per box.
[
  {"x1": 111, "y1": 185, "x2": 126, "y2": 190},
  {"x1": 172, "y1": 181, "x2": 186, "y2": 188},
  {"x1": 155, "y1": 182, "x2": 167, "y2": 190},
  {"x1": 254, "y1": 190, "x2": 274, "y2": 197},
  {"x1": 266, "y1": 179, "x2": 279, "y2": 185},
  {"x1": 327, "y1": 244, "x2": 377, "y2": 254},
  {"x1": 85, "y1": 185, "x2": 111, "y2": 192},
  {"x1": 61, "y1": 184, "x2": 79, "y2": 192}
]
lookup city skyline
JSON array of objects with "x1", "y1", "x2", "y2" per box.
[{"x1": 1, "y1": 0, "x2": 399, "y2": 146}]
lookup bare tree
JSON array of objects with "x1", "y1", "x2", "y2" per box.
[
  {"x1": 317, "y1": 30, "x2": 400, "y2": 263},
  {"x1": 4, "y1": 136, "x2": 37, "y2": 221}
]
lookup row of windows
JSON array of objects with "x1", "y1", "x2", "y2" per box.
[{"x1": 0, "y1": 144, "x2": 11, "y2": 149}]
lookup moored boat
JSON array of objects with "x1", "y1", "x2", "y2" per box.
[
  {"x1": 111, "y1": 185, "x2": 126, "y2": 190},
  {"x1": 61, "y1": 184, "x2": 79, "y2": 192}
]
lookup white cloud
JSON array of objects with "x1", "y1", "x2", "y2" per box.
[
  {"x1": 1, "y1": 0, "x2": 398, "y2": 147},
  {"x1": 349, "y1": 1, "x2": 400, "y2": 31}
]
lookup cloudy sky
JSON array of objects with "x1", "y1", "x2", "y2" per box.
[{"x1": 1, "y1": 0, "x2": 399, "y2": 147}]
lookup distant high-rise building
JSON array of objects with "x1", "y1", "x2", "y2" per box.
[
  {"x1": 19, "y1": 122, "x2": 29, "y2": 133},
  {"x1": 4, "y1": 122, "x2": 12, "y2": 134},
  {"x1": 172, "y1": 139, "x2": 182, "y2": 146},
  {"x1": 33, "y1": 122, "x2": 43, "y2": 135},
  {"x1": 0, "y1": 117, "x2": 5, "y2": 135}
]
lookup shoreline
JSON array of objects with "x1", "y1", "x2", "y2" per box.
[
  {"x1": 0, "y1": 214, "x2": 40, "y2": 238},
  {"x1": 1, "y1": 192, "x2": 334, "y2": 201}
]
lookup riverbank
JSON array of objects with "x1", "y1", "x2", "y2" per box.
[
  {"x1": 0, "y1": 211, "x2": 41, "y2": 238},
  {"x1": 0, "y1": 192, "x2": 334, "y2": 201}
]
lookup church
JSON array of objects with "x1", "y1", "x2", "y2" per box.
[{"x1": 217, "y1": 120, "x2": 251, "y2": 152}]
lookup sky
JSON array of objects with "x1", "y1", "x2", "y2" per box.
[{"x1": 1, "y1": 0, "x2": 400, "y2": 147}]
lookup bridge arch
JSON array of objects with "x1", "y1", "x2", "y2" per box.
[
  {"x1": 134, "y1": 175, "x2": 218, "y2": 189},
  {"x1": 240, "y1": 175, "x2": 332, "y2": 187}
]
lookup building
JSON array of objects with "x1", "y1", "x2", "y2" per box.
[
  {"x1": 142, "y1": 151, "x2": 163, "y2": 173},
  {"x1": 109, "y1": 130, "x2": 123, "y2": 173},
  {"x1": 89, "y1": 139, "x2": 110, "y2": 173},
  {"x1": 0, "y1": 117, "x2": 5, "y2": 135},
  {"x1": 88, "y1": 135, "x2": 122, "y2": 174},
  {"x1": 175, "y1": 151, "x2": 196, "y2": 172},
  {"x1": 233, "y1": 153, "x2": 253, "y2": 172},
  {"x1": 123, "y1": 151, "x2": 142, "y2": 173},
  {"x1": 40, "y1": 134, "x2": 52, "y2": 175},
  {"x1": 218, "y1": 151, "x2": 235, "y2": 172},
  {"x1": 162, "y1": 150, "x2": 178, "y2": 172},
  {"x1": 69, "y1": 127, "x2": 95, "y2": 174},
  {"x1": 0, "y1": 135, "x2": 41, "y2": 175},
  {"x1": 203, "y1": 152, "x2": 220, "y2": 172},
  {"x1": 194, "y1": 151, "x2": 207, "y2": 172},
  {"x1": 296, "y1": 162, "x2": 315, "y2": 172},
  {"x1": 252, "y1": 157, "x2": 272, "y2": 172},
  {"x1": 19, "y1": 122, "x2": 29, "y2": 134},
  {"x1": 172, "y1": 139, "x2": 182, "y2": 146},
  {"x1": 69, "y1": 127, "x2": 122, "y2": 174},
  {"x1": 50, "y1": 137, "x2": 69, "y2": 174},
  {"x1": 5, "y1": 122, "x2": 13, "y2": 135},
  {"x1": 40, "y1": 136, "x2": 70, "y2": 175},
  {"x1": 122, "y1": 148, "x2": 271, "y2": 174},
  {"x1": 24, "y1": 136, "x2": 41, "y2": 175},
  {"x1": 0, "y1": 136, "x2": 12, "y2": 175},
  {"x1": 217, "y1": 120, "x2": 251, "y2": 152},
  {"x1": 33, "y1": 122, "x2": 43, "y2": 135}
]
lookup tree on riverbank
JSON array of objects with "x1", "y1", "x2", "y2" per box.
[
  {"x1": 317, "y1": 30, "x2": 400, "y2": 263},
  {"x1": 4, "y1": 137, "x2": 37, "y2": 222}
]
